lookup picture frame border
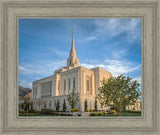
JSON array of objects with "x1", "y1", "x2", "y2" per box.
[{"x1": 0, "y1": 0, "x2": 159, "y2": 135}]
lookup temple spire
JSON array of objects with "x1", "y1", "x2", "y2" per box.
[
  {"x1": 69, "y1": 29, "x2": 77, "y2": 57},
  {"x1": 67, "y1": 29, "x2": 79, "y2": 68}
]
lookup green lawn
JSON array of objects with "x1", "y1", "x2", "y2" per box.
[
  {"x1": 19, "y1": 113, "x2": 53, "y2": 116},
  {"x1": 19, "y1": 112, "x2": 141, "y2": 116},
  {"x1": 105, "y1": 113, "x2": 141, "y2": 116},
  {"x1": 19, "y1": 112, "x2": 73, "y2": 116}
]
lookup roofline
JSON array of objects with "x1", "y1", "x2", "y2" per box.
[
  {"x1": 91, "y1": 67, "x2": 112, "y2": 74},
  {"x1": 33, "y1": 75, "x2": 54, "y2": 83}
]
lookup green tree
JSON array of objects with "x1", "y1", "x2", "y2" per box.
[
  {"x1": 84, "y1": 100, "x2": 88, "y2": 112},
  {"x1": 97, "y1": 75, "x2": 140, "y2": 116},
  {"x1": 30, "y1": 101, "x2": 33, "y2": 111},
  {"x1": 63, "y1": 99, "x2": 67, "y2": 112},
  {"x1": 94, "y1": 97, "x2": 98, "y2": 111},
  {"x1": 67, "y1": 89, "x2": 79, "y2": 109},
  {"x1": 24, "y1": 99, "x2": 30, "y2": 112},
  {"x1": 56, "y1": 99, "x2": 60, "y2": 112}
]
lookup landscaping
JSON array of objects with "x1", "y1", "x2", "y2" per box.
[
  {"x1": 19, "y1": 109, "x2": 74, "y2": 116},
  {"x1": 89, "y1": 110, "x2": 141, "y2": 116},
  {"x1": 19, "y1": 109, "x2": 141, "y2": 117}
]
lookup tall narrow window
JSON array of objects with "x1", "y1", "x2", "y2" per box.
[
  {"x1": 64, "y1": 79, "x2": 66, "y2": 95},
  {"x1": 64, "y1": 79, "x2": 66, "y2": 90},
  {"x1": 54, "y1": 100, "x2": 56, "y2": 107},
  {"x1": 68, "y1": 78, "x2": 70, "y2": 94},
  {"x1": 73, "y1": 77, "x2": 75, "y2": 89},
  {"x1": 36, "y1": 86, "x2": 37, "y2": 99},
  {"x1": 50, "y1": 84, "x2": 52, "y2": 96},
  {"x1": 68, "y1": 78, "x2": 70, "y2": 90},
  {"x1": 49, "y1": 100, "x2": 51, "y2": 108},
  {"x1": 87, "y1": 80, "x2": 89, "y2": 91},
  {"x1": 33, "y1": 87, "x2": 35, "y2": 99}
]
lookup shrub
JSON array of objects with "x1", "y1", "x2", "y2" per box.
[
  {"x1": 29, "y1": 109, "x2": 36, "y2": 113},
  {"x1": 85, "y1": 109, "x2": 93, "y2": 112},
  {"x1": 19, "y1": 110, "x2": 28, "y2": 114},
  {"x1": 63, "y1": 99, "x2": 67, "y2": 112},
  {"x1": 56, "y1": 99, "x2": 60, "y2": 112},
  {"x1": 90, "y1": 113, "x2": 96, "y2": 116},
  {"x1": 111, "y1": 110, "x2": 117, "y2": 114},
  {"x1": 90, "y1": 111, "x2": 106, "y2": 116},
  {"x1": 125, "y1": 110, "x2": 141, "y2": 113},
  {"x1": 40, "y1": 108, "x2": 55, "y2": 115},
  {"x1": 90, "y1": 109, "x2": 93, "y2": 112},
  {"x1": 70, "y1": 108, "x2": 80, "y2": 112},
  {"x1": 84, "y1": 100, "x2": 88, "y2": 111},
  {"x1": 102, "y1": 111, "x2": 106, "y2": 115},
  {"x1": 94, "y1": 98, "x2": 98, "y2": 111}
]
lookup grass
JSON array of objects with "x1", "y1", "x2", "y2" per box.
[
  {"x1": 19, "y1": 112, "x2": 73, "y2": 116},
  {"x1": 19, "y1": 112, "x2": 141, "y2": 116},
  {"x1": 19, "y1": 113, "x2": 55, "y2": 116},
  {"x1": 105, "y1": 113, "x2": 141, "y2": 116}
]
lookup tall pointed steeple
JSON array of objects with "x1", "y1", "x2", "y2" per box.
[
  {"x1": 67, "y1": 29, "x2": 79, "y2": 69},
  {"x1": 69, "y1": 29, "x2": 77, "y2": 57}
]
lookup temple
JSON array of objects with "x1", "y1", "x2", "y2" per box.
[{"x1": 31, "y1": 30, "x2": 141, "y2": 112}]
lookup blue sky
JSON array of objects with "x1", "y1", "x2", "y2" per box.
[{"x1": 19, "y1": 19, "x2": 141, "y2": 89}]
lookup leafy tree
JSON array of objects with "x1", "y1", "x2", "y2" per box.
[
  {"x1": 56, "y1": 99, "x2": 60, "y2": 112},
  {"x1": 23, "y1": 99, "x2": 30, "y2": 112},
  {"x1": 30, "y1": 101, "x2": 33, "y2": 111},
  {"x1": 97, "y1": 75, "x2": 140, "y2": 116},
  {"x1": 29, "y1": 101, "x2": 34, "y2": 112},
  {"x1": 63, "y1": 99, "x2": 67, "y2": 112},
  {"x1": 84, "y1": 100, "x2": 88, "y2": 111},
  {"x1": 67, "y1": 89, "x2": 79, "y2": 109},
  {"x1": 94, "y1": 97, "x2": 98, "y2": 111},
  {"x1": 19, "y1": 103, "x2": 25, "y2": 111}
]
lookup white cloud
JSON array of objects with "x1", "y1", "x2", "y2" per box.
[
  {"x1": 112, "y1": 49, "x2": 128, "y2": 59},
  {"x1": 80, "y1": 63, "x2": 95, "y2": 69},
  {"x1": 80, "y1": 59, "x2": 141, "y2": 77},
  {"x1": 94, "y1": 19, "x2": 141, "y2": 43},
  {"x1": 19, "y1": 66, "x2": 30, "y2": 71},
  {"x1": 86, "y1": 36, "x2": 97, "y2": 41},
  {"x1": 104, "y1": 59, "x2": 141, "y2": 76},
  {"x1": 132, "y1": 77, "x2": 141, "y2": 84},
  {"x1": 19, "y1": 80, "x2": 32, "y2": 89},
  {"x1": 19, "y1": 60, "x2": 66, "y2": 76}
]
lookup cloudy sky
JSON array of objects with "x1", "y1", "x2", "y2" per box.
[{"x1": 19, "y1": 19, "x2": 141, "y2": 89}]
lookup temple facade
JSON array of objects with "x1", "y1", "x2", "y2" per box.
[
  {"x1": 31, "y1": 30, "x2": 112, "y2": 112},
  {"x1": 31, "y1": 30, "x2": 141, "y2": 112}
]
